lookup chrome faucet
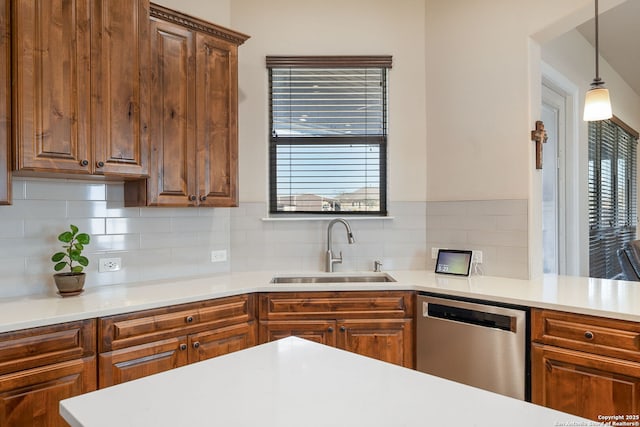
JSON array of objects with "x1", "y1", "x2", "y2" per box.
[{"x1": 325, "y1": 218, "x2": 355, "y2": 272}]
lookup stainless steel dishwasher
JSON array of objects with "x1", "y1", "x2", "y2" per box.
[{"x1": 416, "y1": 293, "x2": 528, "y2": 400}]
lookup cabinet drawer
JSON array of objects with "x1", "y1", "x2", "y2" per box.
[
  {"x1": 259, "y1": 291, "x2": 414, "y2": 320},
  {"x1": 0, "y1": 319, "x2": 96, "y2": 376},
  {"x1": 532, "y1": 309, "x2": 640, "y2": 362},
  {"x1": 100, "y1": 294, "x2": 255, "y2": 351}
]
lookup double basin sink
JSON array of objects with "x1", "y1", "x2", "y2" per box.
[{"x1": 270, "y1": 273, "x2": 396, "y2": 284}]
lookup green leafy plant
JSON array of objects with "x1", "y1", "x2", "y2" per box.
[{"x1": 51, "y1": 225, "x2": 91, "y2": 273}]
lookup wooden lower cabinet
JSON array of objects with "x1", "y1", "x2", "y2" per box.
[
  {"x1": 0, "y1": 319, "x2": 96, "y2": 427},
  {"x1": 98, "y1": 295, "x2": 257, "y2": 387},
  {"x1": 338, "y1": 319, "x2": 413, "y2": 367},
  {"x1": 189, "y1": 321, "x2": 256, "y2": 363},
  {"x1": 99, "y1": 337, "x2": 188, "y2": 388},
  {"x1": 0, "y1": 357, "x2": 96, "y2": 427},
  {"x1": 259, "y1": 291, "x2": 415, "y2": 368},
  {"x1": 532, "y1": 308, "x2": 640, "y2": 420},
  {"x1": 532, "y1": 344, "x2": 640, "y2": 419},
  {"x1": 260, "y1": 320, "x2": 337, "y2": 346}
]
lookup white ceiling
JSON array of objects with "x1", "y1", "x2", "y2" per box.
[{"x1": 576, "y1": 0, "x2": 640, "y2": 95}]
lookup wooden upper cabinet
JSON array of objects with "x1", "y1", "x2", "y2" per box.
[
  {"x1": 0, "y1": 0, "x2": 9, "y2": 204},
  {"x1": 12, "y1": 0, "x2": 92, "y2": 174},
  {"x1": 196, "y1": 32, "x2": 238, "y2": 207},
  {"x1": 91, "y1": 0, "x2": 150, "y2": 177},
  {"x1": 11, "y1": 0, "x2": 150, "y2": 178},
  {"x1": 124, "y1": 5, "x2": 248, "y2": 207},
  {"x1": 142, "y1": 17, "x2": 196, "y2": 206}
]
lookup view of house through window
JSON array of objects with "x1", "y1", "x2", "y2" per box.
[
  {"x1": 588, "y1": 117, "x2": 638, "y2": 279},
  {"x1": 267, "y1": 56, "x2": 391, "y2": 215}
]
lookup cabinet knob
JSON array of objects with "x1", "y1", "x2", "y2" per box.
[
  {"x1": 199, "y1": 195, "x2": 207, "y2": 202},
  {"x1": 96, "y1": 161, "x2": 105, "y2": 168},
  {"x1": 188, "y1": 195, "x2": 197, "y2": 202},
  {"x1": 340, "y1": 326, "x2": 346, "y2": 332},
  {"x1": 327, "y1": 327, "x2": 334, "y2": 332},
  {"x1": 193, "y1": 341, "x2": 200, "y2": 349},
  {"x1": 80, "y1": 159, "x2": 89, "y2": 167},
  {"x1": 584, "y1": 331, "x2": 594, "y2": 340},
  {"x1": 186, "y1": 316, "x2": 194, "y2": 323},
  {"x1": 179, "y1": 344, "x2": 187, "y2": 351}
]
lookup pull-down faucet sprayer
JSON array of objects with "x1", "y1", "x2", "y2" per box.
[{"x1": 325, "y1": 218, "x2": 355, "y2": 272}]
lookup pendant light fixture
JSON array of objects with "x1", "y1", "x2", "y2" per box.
[{"x1": 583, "y1": 0, "x2": 612, "y2": 121}]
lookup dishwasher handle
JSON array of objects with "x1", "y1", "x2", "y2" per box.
[{"x1": 424, "y1": 302, "x2": 517, "y2": 332}]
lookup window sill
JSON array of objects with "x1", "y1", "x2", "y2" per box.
[{"x1": 261, "y1": 215, "x2": 394, "y2": 222}]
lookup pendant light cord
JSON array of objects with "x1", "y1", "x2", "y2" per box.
[{"x1": 593, "y1": 0, "x2": 603, "y2": 87}]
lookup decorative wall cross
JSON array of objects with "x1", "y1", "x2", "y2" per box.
[{"x1": 531, "y1": 120, "x2": 548, "y2": 169}]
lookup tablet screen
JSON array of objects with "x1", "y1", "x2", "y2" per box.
[{"x1": 435, "y1": 249, "x2": 473, "y2": 276}]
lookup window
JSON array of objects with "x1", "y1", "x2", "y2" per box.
[
  {"x1": 588, "y1": 117, "x2": 638, "y2": 279},
  {"x1": 267, "y1": 56, "x2": 391, "y2": 215}
]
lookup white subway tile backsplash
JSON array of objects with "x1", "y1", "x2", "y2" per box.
[
  {"x1": 426, "y1": 199, "x2": 529, "y2": 279},
  {"x1": 0, "y1": 179, "x2": 233, "y2": 298},
  {"x1": 67, "y1": 201, "x2": 109, "y2": 218},
  {"x1": 25, "y1": 180, "x2": 106, "y2": 201},
  {"x1": 11, "y1": 179, "x2": 26, "y2": 200},
  {"x1": 106, "y1": 217, "x2": 172, "y2": 235},
  {"x1": 0, "y1": 219, "x2": 24, "y2": 238},
  {"x1": 230, "y1": 202, "x2": 428, "y2": 274},
  {"x1": 0, "y1": 199, "x2": 67, "y2": 219},
  {"x1": 0, "y1": 179, "x2": 530, "y2": 297},
  {"x1": 171, "y1": 216, "x2": 229, "y2": 233},
  {"x1": 24, "y1": 218, "x2": 106, "y2": 238}
]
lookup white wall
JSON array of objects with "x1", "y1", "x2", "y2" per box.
[
  {"x1": 230, "y1": 0, "x2": 428, "y2": 204},
  {"x1": 424, "y1": 0, "x2": 603, "y2": 202}
]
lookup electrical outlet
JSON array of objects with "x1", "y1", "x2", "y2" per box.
[
  {"x1": 431, "y1": 248, "x2": 439, "y2": 259},
  {"x1": 210, "y1": 250, "x2": 227, "y2": 263},
  {"x1": 472, "y1": 250, "x2": 483, "y2": 264},
  {"x1": 99, "y1": 257, "x2": 121, "y2": 273}
]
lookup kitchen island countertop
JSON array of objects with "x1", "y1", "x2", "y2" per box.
[
  {"x1": 1, "y1": 270, "x2": 640, "y2": 333},
  {"x1": 60, "y1": 336, "x2": 593, "y2": 427}
]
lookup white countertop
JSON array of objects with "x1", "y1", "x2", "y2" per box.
[
  {"x1": 60, "y1": 336, "x2": 593, "y2": 427},
  {"x1": 1, "y1": 270, "x2": 640, "y2": 333}
]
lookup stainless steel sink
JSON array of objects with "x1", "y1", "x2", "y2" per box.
[{"x1": 270, "y1": 273, "x2": 396, "y2": 284}]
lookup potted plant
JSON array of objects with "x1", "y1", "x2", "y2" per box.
[{"x1": 51, "y1": 224, "x2": 91, "y2": 296}]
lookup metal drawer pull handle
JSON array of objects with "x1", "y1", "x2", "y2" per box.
[
  {"x1": 327, "y1": 327, "x2": 334, "y2": 332},
  {"x1": 179, "y1": 344, "x2": 187, "y2": 351},
  {"x1": 193, "y1": 342, "x2": 200, "y2": 349},
  {"x1": 340, "y1": 326, "x2": 346, "y2": 332},
  {"x1": 186, "y1": 316, "x2": 194, "y2": 323},
  {"x1": 584, "y1": 331, "x2": 594, "y2": 340}
]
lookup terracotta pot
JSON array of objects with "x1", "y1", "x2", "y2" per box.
[{"x1": 53, "y1": 272, "x2": 86, "y2": 296}]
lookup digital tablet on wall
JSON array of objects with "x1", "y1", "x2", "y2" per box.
[{"x1": 435, "y1": 249, "x2": 473, "y2": 276}]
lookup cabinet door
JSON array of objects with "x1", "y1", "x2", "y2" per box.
[
  {"x1": 195, "y1": 33, "x2": 238, "y2": 207},
  {"x1": 145, "y1": 18, "x2": 197, "y2": 206},
  {"x1": 0, "y1": 357, "x2": 96, "y2": 427},
  {"x1": 98, "y1": 337, "x2": 188, "y2": 388},
  {"x1": 189, "y1": 321, "x2": 256, "y2": 363},
  {"x1": 532, "y1": 343, "x2": 640, "y2": 421},
  {"x1": 0, "y1": 0, "x2": 9, "y2": 204},
  {"x1": 259, "y1": 320, "x2": 337, "y2": 346},
  {"x1": 12, "y1": 0, "x2": 91, "y2": 174},
  {"x1": 337, "y1": 319, "x2": 414, "y2": 368},
  {"x1": 91, "y1": 0, "x2": 150, "y2": 177}
]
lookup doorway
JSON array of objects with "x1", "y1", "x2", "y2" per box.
[{"x1": 541, "y1": 83, "x2": 567, "y2": 274}]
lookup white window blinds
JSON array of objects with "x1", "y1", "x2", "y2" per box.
[{"x1": 267, "y1": 56, "x2": 391, "y2": 215}]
